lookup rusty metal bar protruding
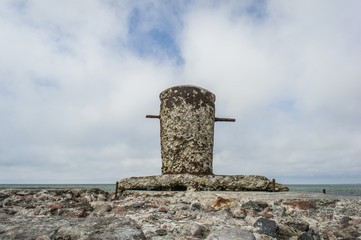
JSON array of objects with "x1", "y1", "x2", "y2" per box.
[
  {"x1": 113, "y1": 181, "x2": 119, "y2": 200},
  {"x1": 215, "y1": 117, "x2": 236, "y2": 122},
  {"x1": 323, "y1": 189, "x2": 326, "y2": 194},
  {"x1": 146, "y1": 115, "x2": 160, "y2": 119},
  {"x1": 272, "y1": 179, "x2": 276, "y2": 192}
]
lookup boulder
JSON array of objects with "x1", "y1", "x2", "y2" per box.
[{"x1": 254, "y1": 218, "x2": 278, "y2": 238}]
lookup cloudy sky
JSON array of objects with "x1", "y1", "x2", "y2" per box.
[{"x1": 1, "y1": 0, "x2": 360, "y2": 184}]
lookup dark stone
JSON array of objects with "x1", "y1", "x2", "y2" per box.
[
  {"x1": 242, "y1": 201, "x2": 268, "y2": 212},
  {"x1": 130, "y1": 202, "x2": 144, "y2": 209},
  {"x1": 339, "y1": 216, "x2": 352, "y2": 225},
  {"x1": 0, "y1": 193, "x2": 10, "y2": 201},
  {"x1": 254, "y1": 218, "x2": 278, "y2": 238},
  {"x1": 3, "y1": 199, "x2": 11, "y2": 207},
  {"x1": 155, "y1": 229, "x2": 167, "y2": 236},
  {"x1": 191, "y1": 203, "x2": 203, "y2": 211},
  {"x1": 298, "y1": 229, "x2": 320, "y2": 240}
]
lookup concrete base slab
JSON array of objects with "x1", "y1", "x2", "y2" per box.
[{"x1": 117, "y1": 174, "x2": 289, "y2": 192}]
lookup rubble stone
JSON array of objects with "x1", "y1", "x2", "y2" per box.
[
  {"x1": 0, "y1": 188, "x2": 360, "y2": 239},
  {"x1": 254, "y1": 218, "x2": 278, "y2": 238}
]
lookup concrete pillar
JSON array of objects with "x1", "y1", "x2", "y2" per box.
[{"x1": 159, "y1": 85, "x2": 216, "y2": 175}]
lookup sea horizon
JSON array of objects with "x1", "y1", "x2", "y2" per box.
[{"x1": 1, "y1": 183, "x2": 360, "y2": 197}]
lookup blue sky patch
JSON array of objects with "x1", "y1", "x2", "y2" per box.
[
  {"x1": 245, "y1": 0, "x2": 267, "y2": 20},
  {"x1": 126, "y1": 6, "x2": 184, "y2": 65}
]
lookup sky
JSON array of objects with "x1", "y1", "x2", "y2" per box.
[{"x1": 1, "y1": 0, "x2": 360, "y2": 184}]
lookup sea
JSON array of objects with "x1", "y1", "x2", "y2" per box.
[{"x1": 0, "y1": 184, "x2": 360, "y2": 197}]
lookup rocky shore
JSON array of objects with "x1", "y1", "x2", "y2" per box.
[{"x1": 0, "y1": 188, "x2": 360, "y2": 239}]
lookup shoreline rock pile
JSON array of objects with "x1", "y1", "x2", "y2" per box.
[{"x1": 1, "y1": 188, "x2": 360, "y2": 239}]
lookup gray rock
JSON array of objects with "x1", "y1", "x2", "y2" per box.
[
  {"x1": 181, "y1": 223, "x2": 204, "y2": 237},
  {"x1": 0, "y1": 214, "x2": 61, "y2": 240},
  {"x1": 0, "y1": 214, "x2": 145, "y2": 240},
  {"x1": 190, "y1": 223, "x2": 203, "y2": 237},
  {"x1": 298, "y1": 228, "x2": 320, "y2": 240},
  {"x1": 129, "y1": 202, "x2": 144, "y2": 209},
  {"x1": 92, "y1": 204, "x2": 112, "y2": 215},
  {"x1": 206, "y1": 227, "x2": 256, "y2": 240},
  {"x1": 278, "y1": 217, "x2": 310, "y2": 238},
  {"x1": 254, "y1": 218, "x2": 278, "y2": 238},
  {"x1": 232, "y1": 208, "x2": 247, "y2": 218}
]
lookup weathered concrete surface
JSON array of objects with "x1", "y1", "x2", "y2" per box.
[
  {"x1": 0, "y1": 188, "x2": 360, "y2": 239},
  {"x1": 117, "y1": 174, "x2": 289, "y2": 192},
  {"x1": 160, "y1": 85, "x2": 216, "y2": 175}
]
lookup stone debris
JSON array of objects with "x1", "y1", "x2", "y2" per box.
[
  {"x1": 254, "y1": 218, "x2": 278, "y2": 238},
  {"x1": 0, "y1": 188, "x2": 360, "y2": 239}
]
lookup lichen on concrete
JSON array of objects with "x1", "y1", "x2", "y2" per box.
[
  {"x1": 160, "y1": 85, "x2": 216, "y2": 175},
  {"x1": 117, "y1": 174, "x2": 289, "y2": 192}
]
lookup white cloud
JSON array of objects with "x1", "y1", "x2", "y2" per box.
[
  {"x1": 181, "y1": 1, "x2": 361, "y2": 183},
  {"x1": 0, "y1": 1, "x2": 360, "y2": 184}
]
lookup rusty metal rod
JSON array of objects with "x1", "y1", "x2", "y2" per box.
[
  {"x1": 113, "y1": 181, "x2": 119, "y2": 200},
  {"x1": 215, "y1": 117, "x2": 236, "y2": 122},
  {"x1": 272, "y1": 179, "x2": 276, "y2": 192},
  {"x1": 146, "y1": 115, "x2": 160, "y2": 119}
]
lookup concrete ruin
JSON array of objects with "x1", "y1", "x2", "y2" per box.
[
  {"x1": 159, "y1": 86, "x2": 216, "y2": 175},
  {"x1": 117, "y1": 85, "x2": 288, "y2": 192}
]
